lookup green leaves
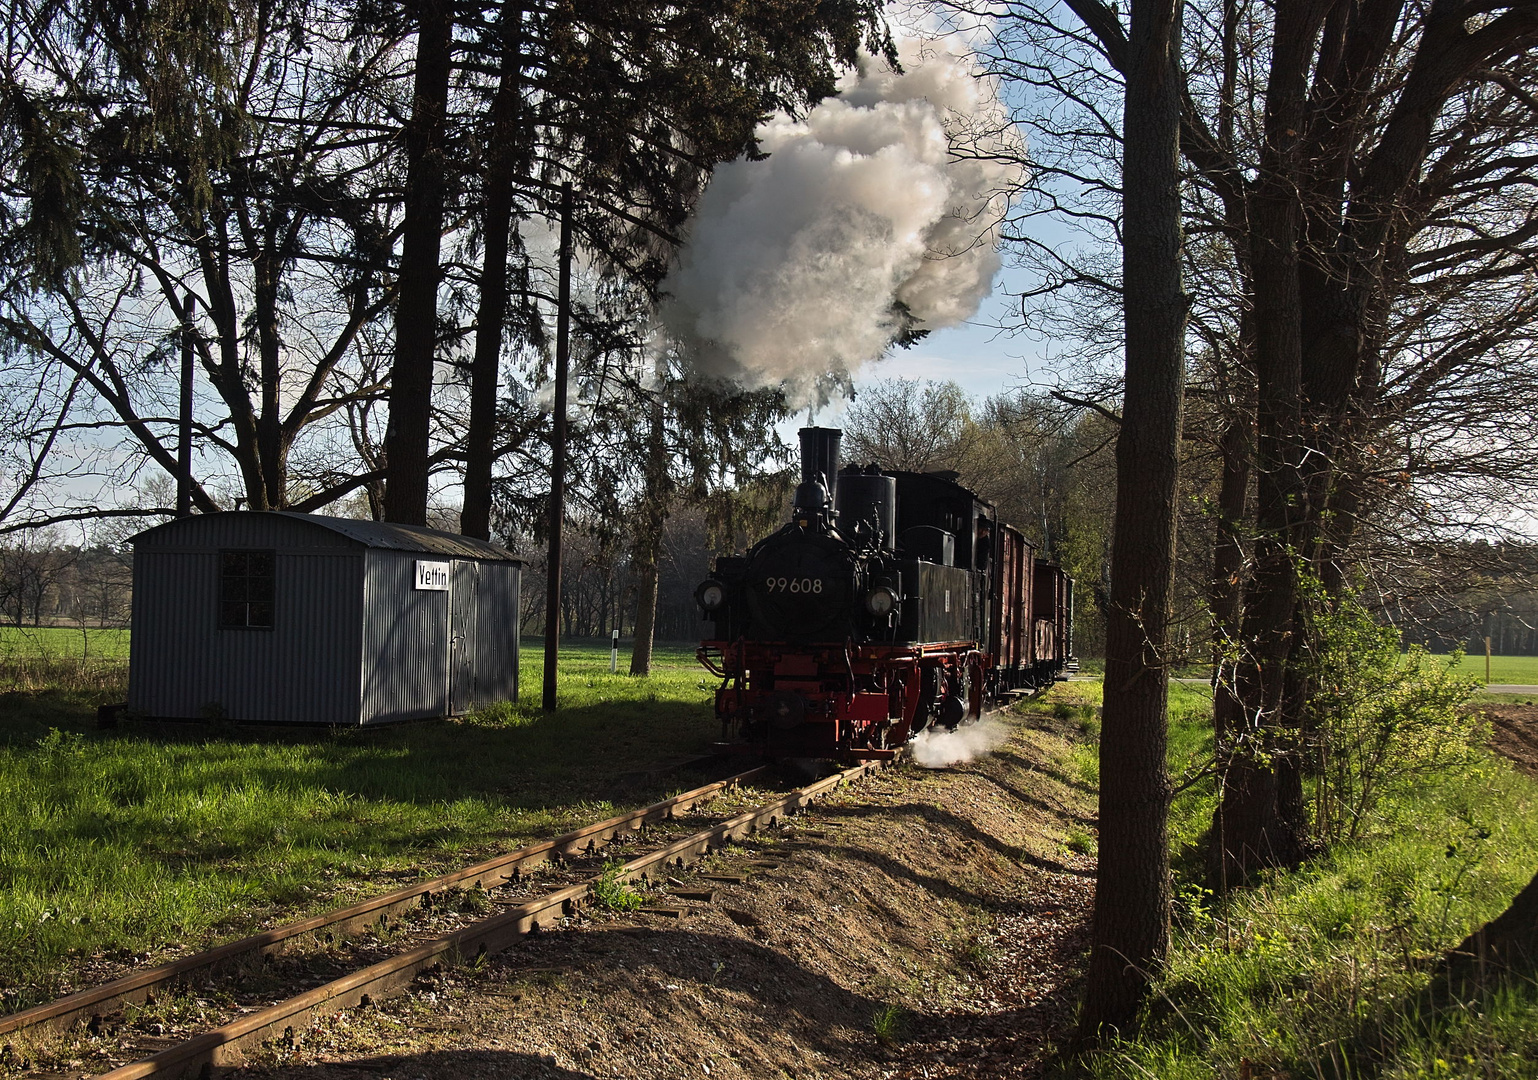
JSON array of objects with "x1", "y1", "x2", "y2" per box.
[
  {"x1": 1302, "y1": 584, "x2": 1482, "y2": 844},
  {"x1": 2, "y1": 80, "x2": 86, "y2": 283}
]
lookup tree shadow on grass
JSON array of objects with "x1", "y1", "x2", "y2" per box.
[
  {"x1": 11, "y1": 695, "x2": 731, "y2": 811},
  {"x1": 988, "y1": 747, "x2": 1098, "y2": 795},
  {"x1": 819, "y1": 801, "x2": 1094, "y2": 887},
  {"x1": 1304, "y1": 873, "x2": 1538, "y2": 1079}
]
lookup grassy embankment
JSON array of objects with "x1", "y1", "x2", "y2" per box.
[
  {"x1": 1050, "y1": 673, "x2": 1538, "y2": 1079},
  {"x1": 0, "y1": 630, "x2": 721, "y2": 1009}
]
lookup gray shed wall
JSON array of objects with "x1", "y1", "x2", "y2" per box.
[
  {"x1": 472, "y1": 561, "x2": 520, "y2": 707},
  {"x1": 357, "y1": 554, "x2": 519, "y2": 722},
  {"x1": 128, "y1": 549, "x2": 364, "y2": 723},
  {"x1": 360, "y1": 551, "x2": 451, "y2": 723}
]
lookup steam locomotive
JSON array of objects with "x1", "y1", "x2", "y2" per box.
[{"x1": 695, "y1": 427, "x2": 1075, "y2": 761}]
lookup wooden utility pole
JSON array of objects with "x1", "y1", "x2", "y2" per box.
[
  {"x1": 542, "y1": 183, "x2": 574, "y2": 712},
  {"x1": 177, "y1": 294, "x2": 195, "y2": 518}
]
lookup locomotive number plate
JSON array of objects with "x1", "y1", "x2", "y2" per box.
[{"x1": 764, "y1": 576, "x2": 824, "y2": 594}]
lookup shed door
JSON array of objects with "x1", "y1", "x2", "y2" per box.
[{"x1": 449, "y1": 560, "x2": 479, "y2": 715}]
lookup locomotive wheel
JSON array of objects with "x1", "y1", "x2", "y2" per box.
[
  {"x1": 768, "y1": 690, "x2": 805, "y2": 730},
  {"x1": 916, "y1": 666, "x2": 941, "y2": 733},
  {"x1": 942, "y1": 669, "x2": 967, "y2": 730}
]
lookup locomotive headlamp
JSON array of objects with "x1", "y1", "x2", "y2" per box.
[
  {"x1": 864, "y1": 584, "x2": 899, "y2": 617},
  {"x1": 696, "y1": 579, "x2": 727, "y2": 611}
]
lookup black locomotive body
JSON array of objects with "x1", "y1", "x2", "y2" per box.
[{"x1": 696, "y1": 427, "x2": 1075, "y2": 760}]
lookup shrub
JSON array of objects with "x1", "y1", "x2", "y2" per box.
[{"x1": 1304, "y1": 592, "x2": 1480, "y2": 843}]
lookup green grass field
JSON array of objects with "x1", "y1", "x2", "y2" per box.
[
  {"x1": 1440, "y1": 652, "x2": 1538, "y2": 685},
  {"x1": 0, "y1": 636, "x2": 723, "y2": 1008},
  {"x1": 0, "y1": 626, "x2": 131, "y2": 660}
]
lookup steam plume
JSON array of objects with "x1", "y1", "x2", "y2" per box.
[
  {"x1": 911, "y1": 719, "x2": 1008, "y2": 768},
  {"x1": 661, "y1": 40, "x2": 1023, "y2": 404}
]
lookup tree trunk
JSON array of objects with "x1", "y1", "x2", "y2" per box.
[
  {"x1": 629, "y1": 391, "x2": 669, "y2": 677},
  {"x1": 383, "y1": 0, "x2": 453, "y2": 525},
  {"x1": 194, "y1": 218, "x2": 265, "y2": 511},
  {"x1": 254, "y1": 241, "x2": 287, "y2": 510},
  {"x1": 1210, "y1": 413, "x2": 1249, "y2": 744},
  {"x1": 1076, "y1": 0, "x2": 1185, "y2": 1041},
  {"x1": 461, "y1": 1, "x2": 526, "y2": 541},
  {"x1": 630, "y1": 560, "x2": 659, "y2": 676},
  {"x1": 1209, "y1": 0, "x2": 1333, "y2": 888}
]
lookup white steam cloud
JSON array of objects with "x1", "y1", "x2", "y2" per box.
[
  {"x1": 661, "y1": 39, "x2": 1024, "y2": 404},
  {"x1": 910, "y1": 719, "x2": 1008, "y2": 768}
]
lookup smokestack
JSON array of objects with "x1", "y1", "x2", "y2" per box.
[
  {"x1": 800, "y1": 427, "x2": 842, "y2": 497},
  {"x1": 794, "y1": 427, "x2": 842, "y2": 526}
]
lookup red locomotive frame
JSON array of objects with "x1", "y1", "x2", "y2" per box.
[{"x1": 697, "y1": 638, "x2": 988, "y2": 761}]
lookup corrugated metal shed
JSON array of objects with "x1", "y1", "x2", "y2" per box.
[{"x1": 129, "y1": 511, "x2": 522, "y2": 725}]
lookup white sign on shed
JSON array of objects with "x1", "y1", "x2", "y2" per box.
[{"x1": 414, "y1": 561, "x2": 451, "y2": 591}]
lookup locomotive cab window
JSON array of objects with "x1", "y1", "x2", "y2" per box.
[{"x1": 220, "y1": 550, "x2": 275, "y2": 629}]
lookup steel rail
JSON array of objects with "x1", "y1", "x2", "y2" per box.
[
  {"x1": 0, "y1": 765, "x2": 769, "y2": 1041},
  {"x1": 92, "y1": 757, "x2": 891, "y2": 1080}
]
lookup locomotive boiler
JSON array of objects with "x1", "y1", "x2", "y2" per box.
[{"x1": 696, "y1": 427, "x2": 1075, "y2": 761}]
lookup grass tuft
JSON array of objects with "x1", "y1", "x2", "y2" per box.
[
  {"x1": 872, "y1": 1002, "x2": 909, "y2": 1045},
  {"x1": 588, "y1": 860, "x2": 644, "y2": 913},
  {"x1": 1064, "y1": 825, "x2": 1097, "y2": 856}
]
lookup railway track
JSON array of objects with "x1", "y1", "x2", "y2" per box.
[
  {"x1": 0, "y1": 765, "x2": 765, "y2": 1044},
  {"x1": 6, "y1": 756, "x2": 895, "y2": 1079}
]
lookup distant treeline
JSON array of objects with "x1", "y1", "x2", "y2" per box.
[
  {"x1": 0, "y1": 543, "x2": 131, "y2": 629},
  {"x1": 1397, "y1": 541, "x2": 1538, "y2": 656}
]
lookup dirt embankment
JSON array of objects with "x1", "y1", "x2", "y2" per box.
[
  {"x1": 218, "y1": 712, "x2": 1095, "y2": 1080},
  {"x1": 1483, "y1": 704, "x2": 1538, "y2": 777}
]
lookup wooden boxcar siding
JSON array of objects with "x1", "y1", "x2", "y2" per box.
[
  {"x1": 472, "y1": 561, "x2": 520, "y2": 708},
  {"x1": 128, "y1": 548, "x2": 365, "y2": 723},
  {"x1": 360, "y1": 551, "x2": 451, "y2": 723},
  {"x1": 1034, "y1": 618, "x2": 1059, "y2": 663},
  {"x1": 1064, "y1": 578, "x2": 1074, "y2": 657},
  {"x1": 989, "y1": 526, "x2": 1034, "y2": 673}
]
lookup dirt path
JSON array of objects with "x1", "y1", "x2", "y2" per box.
[{"x1": 208, "y1": 711, "x2": 1095, "y2": 1080}]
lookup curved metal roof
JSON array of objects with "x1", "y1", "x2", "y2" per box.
[
  {"x1": 134, "y1": 511, "x2": 523, "y2": 562},
  {"x1": 275, "y1": 513, "x2": 522, "y2": 561}
]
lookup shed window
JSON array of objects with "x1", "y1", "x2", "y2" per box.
[{"x1": 220, "y1": 550, "x2": 275, "y2": 628}]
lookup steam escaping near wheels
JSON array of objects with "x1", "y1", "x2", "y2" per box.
[{"x1": 911, "y1": 719, "x2": 1008, "y2": 768}]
